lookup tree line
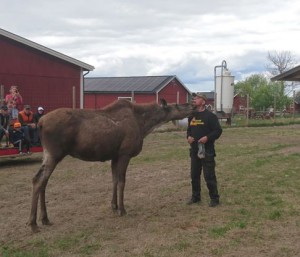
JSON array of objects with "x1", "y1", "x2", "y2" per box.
[{"x1": 235, "y1": 51, "x2": 299, "y2": 111}]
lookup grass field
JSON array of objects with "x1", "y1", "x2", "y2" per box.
[{"x1": 0, "y1": 125, "x2": 299, "y2": 257}]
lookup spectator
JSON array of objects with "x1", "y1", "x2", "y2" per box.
[
  {"x1": 33, "y1": 106, "x2": 45, "y2": 124},
  {"x1": 6, "y1": 99, "x2": 19, "y2": 127},
  {"x1": 5, "y1": 85, "x2": 23, "y2": 111},
  {"x1": 18, "y1": 105, "x2": 36, "y2": 144},
  {"x1": 33, "y1": 106, "x2": 45, "y2": 146},
  {"x1": 0, "y1": 105, "x2": 10, "y2": 147},
  {"x1": 9, "y1": 122, "x2": 30, "y2": 154}
]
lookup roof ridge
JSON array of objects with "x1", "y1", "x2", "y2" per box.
[{"x1": 85, "y1": 75, "x2": 174, "y2": 79}]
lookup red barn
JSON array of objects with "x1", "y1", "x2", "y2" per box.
[
  {"x1": 84, "y1": 76, "x2": 191, "y2": 109},
  {"x1": 0, "y1": 28, "x2": 94, "y2": 112},
  {"x1": 233, "y1": 94, "x2": 247, "y2": 114}
]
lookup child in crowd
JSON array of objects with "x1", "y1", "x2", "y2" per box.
[{"x1": 9, "y1": 122, "x2": 30, "y2": 154}]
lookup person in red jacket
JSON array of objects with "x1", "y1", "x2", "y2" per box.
[{"x1": 18, "y1": 105, "x2": 36, "y2": 144}]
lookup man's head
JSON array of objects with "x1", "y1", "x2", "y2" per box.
[
  {"x1": 192, "y1": 93, "x2": 207, "y2": 109},
  {"x1": 192, "y1": 93, "x2": 207, "y2": 102},
  {"x1": 38, "y1": 106, "x2": 44, "y2": 113},
  {"x1": 24, "y1": 105, "x2": 31, "y2": 113}
]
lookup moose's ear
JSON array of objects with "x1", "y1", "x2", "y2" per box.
[{"x1": 160, "y1": 98, "x2": 167, "y2": 108}]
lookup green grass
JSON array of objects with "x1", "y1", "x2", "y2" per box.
[
  {"x1": 1, "y1": 125, "x2": 300, "y2": 257},
  {"x1": 2, "y1": 246, "x2": 49, "y2": 257}
]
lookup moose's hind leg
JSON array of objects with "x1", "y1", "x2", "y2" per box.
[
  {"x1": 40, "y1": 179, "x2": 53, "y2": 226},
  {"x1": 39, "y1": 156, "x2": 59, "y2": 226},
  {"x1": 28, "y1": 165, "x2": 45, "y2": 233},
  {"x1": 28, "y1": 153, "x2": 59, "y2": 232}
]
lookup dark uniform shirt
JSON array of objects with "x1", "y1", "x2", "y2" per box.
[{"x1": 187, "y1": 109, "x2": 222, "y2": 156}]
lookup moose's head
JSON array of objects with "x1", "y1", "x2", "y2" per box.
[{"x1": 160, "y1": 98, "x2": 195, "y2": 121}]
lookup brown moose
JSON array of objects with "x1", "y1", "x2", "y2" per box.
[{"x1": 28, "y1": 99, "x2": 195, "y2": 232}]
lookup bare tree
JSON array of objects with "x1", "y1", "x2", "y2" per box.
[{"x1": 266, "y1": 50, "x2": 297, "y2": 75}]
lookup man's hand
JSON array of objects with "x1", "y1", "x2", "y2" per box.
[
  {"x1": 187, "y1": 136, "x2": 195, "y2": 144},
  {"x1": 28, "y1": 123, "x2": 36, "y2": 129},
  {"x1": 199, "y1": 136, "x2": 208, "y2": 144}
]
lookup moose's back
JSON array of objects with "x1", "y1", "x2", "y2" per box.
[{"x1": 38, "y1": 106, "x2": 142, "y2": 162}]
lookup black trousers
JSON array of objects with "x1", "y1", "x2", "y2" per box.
[{"x1": 190, "y1": 149, "x2": 219, "y2": 201}]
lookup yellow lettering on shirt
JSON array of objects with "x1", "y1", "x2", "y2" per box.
[{"x1": 190, "y1": 118, "x2": 204, "y2": 126}]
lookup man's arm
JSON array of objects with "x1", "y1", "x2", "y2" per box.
[
  {"x1": 18, "y1": 113, "x2": 25, "y2": 126},
  {"x1": 207, "y1": 114, "x2": 222, "y2": 141}
]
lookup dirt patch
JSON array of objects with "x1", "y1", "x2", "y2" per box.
[{"x1": 277, "y1": 145, "x2": 300, "y2": 155}]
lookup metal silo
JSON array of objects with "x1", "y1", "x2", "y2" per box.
[{"x1": 214, "y1": 60, "x2": 235, "y2": 124}]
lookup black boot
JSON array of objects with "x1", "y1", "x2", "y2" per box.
[
  {"x1": 187, "y1": 197, "x2": 201, "y2": 205},
  {"x1": 209, "y1": 199, "x2": 220, "y2": 207}
]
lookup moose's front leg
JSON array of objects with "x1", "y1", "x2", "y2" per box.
[
  {"x1": 111, "y1": 155, "x2": 130, "y2": 216},
  {"x1": 117, "y1": 177, "x2": 127, "y2": 216},
  {"x1": 111, "y1": 161, "x2": 118, "y2": 213}
]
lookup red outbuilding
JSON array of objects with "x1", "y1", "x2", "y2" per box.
[
  {"x1": 84, "y1": 76, "x2": 192, "y2": 109},
  {"x1": 0, "y1": 28, "x2": 94, "y2": 112}
]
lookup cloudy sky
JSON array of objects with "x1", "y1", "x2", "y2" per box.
[{"x1": 1, "y1": 0, "x2": 300, "y2": 92}]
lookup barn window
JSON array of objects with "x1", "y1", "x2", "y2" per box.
[{"x1": 118, "y1": 97, "x2": 132, "y2": 102}]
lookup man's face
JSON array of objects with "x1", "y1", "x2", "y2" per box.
[
  {"x1": 192, "y1": 96, "x2": 206, "y2": 107},
  {"x1": 25, "y1": 108, "x2": 31, "y2": 114}
]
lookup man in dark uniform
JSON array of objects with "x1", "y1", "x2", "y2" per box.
[{"x1": 187, "y1": 93, "x2": 222, "y2": 207}]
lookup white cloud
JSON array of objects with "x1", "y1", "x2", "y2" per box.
[{"x1": 1, "y1": 0, "x2": 300, "y2": 92}]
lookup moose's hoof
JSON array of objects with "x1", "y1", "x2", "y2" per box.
[
  {"x1": 27, "y1": 221, "x2": 40, "y2": 233},
  {"x1": 41, "y1": 218, "x2": 52, "y2": 226},
  {"x1": 30, "y1": 224, "x2": 40, "y2": 233},
  {"x1": 111, "y1": 203, "x2": 118, "y2": 212},
  {"x1": 118, "y1": 209, "x2": 127, "y2": 216}
]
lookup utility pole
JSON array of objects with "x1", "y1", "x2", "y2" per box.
[
  {"x1": 0, "y1": 85, "x2": 4, "y2": 106},
  {"x1": 246, "y1": 94, "x2": 249, "y2": 127},
  {"x1": 273, "y1": 94, "x2": 276, "y2": 123}
]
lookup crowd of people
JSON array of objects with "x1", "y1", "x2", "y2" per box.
[{"x1": 0, "y1": 85, "x2": 45, "y2": 154}]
